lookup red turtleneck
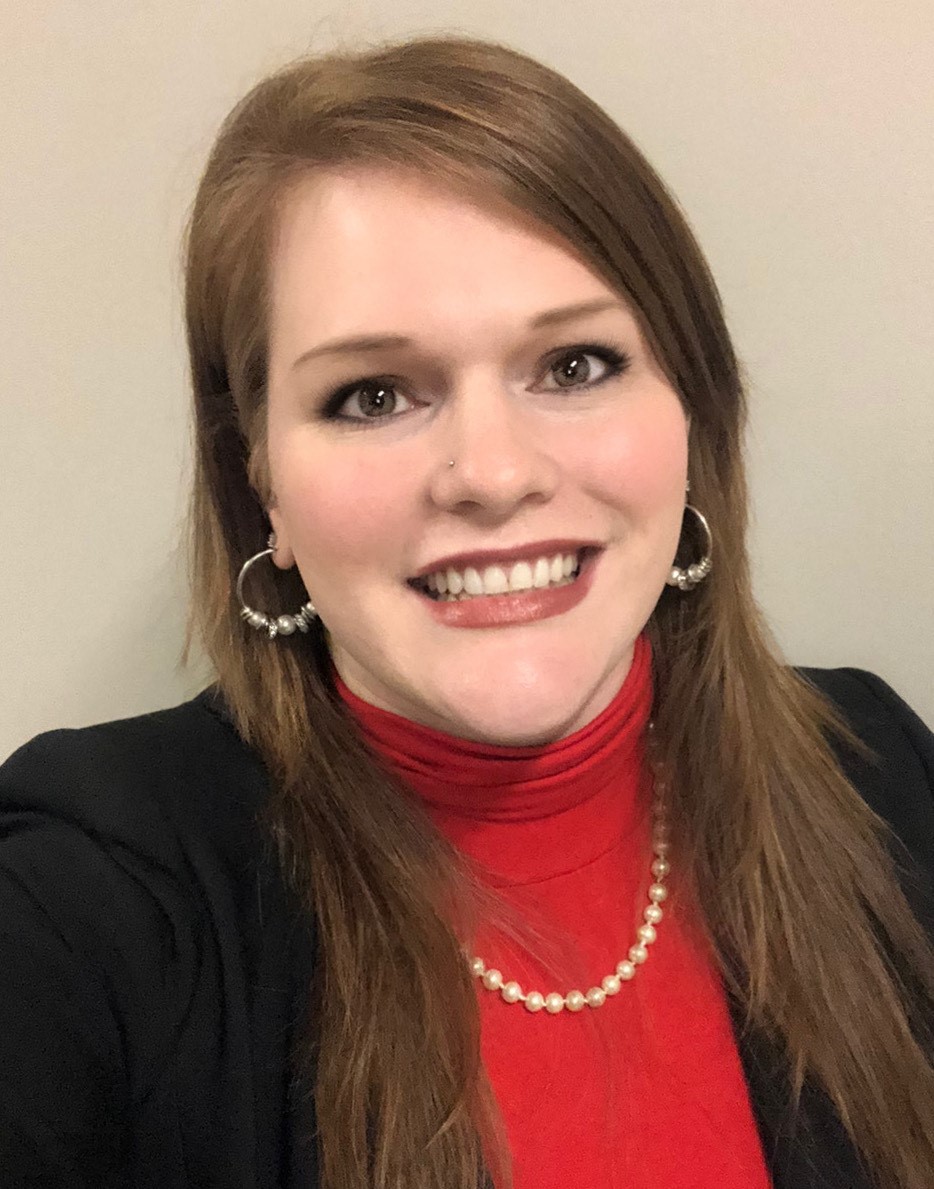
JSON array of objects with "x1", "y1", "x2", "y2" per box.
[{"x1": 335, "y1": 635, "x2": 769, "y2": 1188}]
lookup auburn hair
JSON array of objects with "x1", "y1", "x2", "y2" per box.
[{"x1": 182, "y1": 34, "x2": 934, "y2": 1189}]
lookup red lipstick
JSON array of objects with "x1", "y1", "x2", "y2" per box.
[{"x1": 413, "y1": 550, "x2": 600, "y2": 629}]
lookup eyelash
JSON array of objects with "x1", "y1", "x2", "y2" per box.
[{"x1": 319, "y1": 341, "x2": 632, "y2": 425}]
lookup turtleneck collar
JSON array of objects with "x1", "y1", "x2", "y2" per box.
[{"x1": 333, "y1": 633, "x2": 653, "y2": 831}]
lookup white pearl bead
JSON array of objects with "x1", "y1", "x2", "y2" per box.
[
  {"x1": 276, "y1": 615, "x2": 297, "y2": 635},
  {"x1": 247, "y1": 611, "x2": 267, "y2": 629},
  {"x1": 463, "y1": 772, "x2": 673, "y2": 1021}
]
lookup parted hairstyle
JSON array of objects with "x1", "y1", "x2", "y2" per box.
[{"x1": 183, "y1": 34, "x2": 934, "y2": 1189}]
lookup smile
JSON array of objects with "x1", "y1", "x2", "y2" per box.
[
  {"x1": 410, "y1": 548, "x2": 596, "y2": 602},
  {"x1": 407, "y1": 548, "x2": 602, "y2": 629}
]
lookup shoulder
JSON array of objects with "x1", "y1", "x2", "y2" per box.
[
  {"x1": 0, "y1": 693, "x2": 288, "y2": 1174},
  {"x1": 797, "y1": 665, "x2": 933, "y2": 762},
  {"x1": 795, "y1": 663, "x2": 934, "y2": 896},
  {"x1": 0, "y1": 689, "x2": 273, "y2": 1045},
  {"x1": 0, "y1": 689, "x2": 271, "y2": 1122},
  {"x1": 0, "y1": 688, "x2": 268, "y2": 864}
]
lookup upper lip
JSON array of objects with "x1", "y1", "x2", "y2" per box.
[{"x1": 408, "y1": 539, "x2": 602, "y2": 581}]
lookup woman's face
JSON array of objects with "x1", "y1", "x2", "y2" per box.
[{"x1": 265, "y1": 168, "x2": 689, "y2": 745}]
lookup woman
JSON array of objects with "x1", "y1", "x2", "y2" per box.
[{"x1": 1, "y1": 34, "x2": 932, "y2": 1189}]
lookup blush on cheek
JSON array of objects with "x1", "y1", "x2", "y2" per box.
[
  {"x1": 283, "y1": 459, "x2": 405, "y2": 568},
  {"x1": 586, "y1": 405, "x2": 689, "y2": 510}
]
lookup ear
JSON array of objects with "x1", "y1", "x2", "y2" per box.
[{"x1": 267, "y1": 505, "x2": 296, "y2": 570}]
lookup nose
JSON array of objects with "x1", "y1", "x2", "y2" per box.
[{"x1": 427, "y1": 381, "x2": 560, "y2": 519}]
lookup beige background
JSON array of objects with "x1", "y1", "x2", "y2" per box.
[{"x1": 2, "y1": 1, "x2": 932, "y2": 759}]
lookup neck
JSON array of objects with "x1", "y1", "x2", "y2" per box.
[{"x1": 334, "y1": 633, "x2": 654, "y2": 884}]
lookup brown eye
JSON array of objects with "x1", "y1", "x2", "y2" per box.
[
  {"x1": 540, "y1": 345, "x2": 630, "y2": 392},
  {"x1": 323, "y1": 375, "x2": 418, "y2": 428},
  {"x1": 552, "y1": 351, "x2": 597, "y2": 387},
  {"x1": 354, "y1": 382, "x2": 398, "y2": 417},
  {"x1": 327, "y1": 379, "x2": 416, "y2": 422}
]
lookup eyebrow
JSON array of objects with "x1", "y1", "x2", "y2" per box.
[{"x1": 289, "y1": 298, "x2": 627, "y2": 372}]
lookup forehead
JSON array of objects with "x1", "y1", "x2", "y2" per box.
[{"x1": 267, "y1": 167, "x2": 622, "y2": 348}]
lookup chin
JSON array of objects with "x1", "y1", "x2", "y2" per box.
[
  {"x1": 429, "y1": 680, "x2": 601, "y2": 747},
  {"x1": 401, "y1": 628, "x2": 639, "y2": 745}
]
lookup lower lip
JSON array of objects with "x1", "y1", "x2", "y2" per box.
[{"x1": 413, "y1": 551, "x2": 601, "y2": 629}]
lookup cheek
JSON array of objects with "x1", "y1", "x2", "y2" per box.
[
  {"x1": 579, "y1": 398, "x2": 689, "y2": 513},
  {"x1": 274, "y1": 442, "x2": 412, "y2": 570}
]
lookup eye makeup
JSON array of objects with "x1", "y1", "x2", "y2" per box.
[{"x1": 317, "y1": 339, "x2": 633, "y2": 426}]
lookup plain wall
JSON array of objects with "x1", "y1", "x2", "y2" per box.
[{"x1": 2, "y1": 0, "x2": 932, "y2": 758}]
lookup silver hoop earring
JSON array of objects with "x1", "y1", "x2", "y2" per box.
[
  {"x1": 666, "y1": 504, "x2": 713, "y2": 592},
  {"x1": 236, "y1": 533, "x2": 318, "y2": 638}
]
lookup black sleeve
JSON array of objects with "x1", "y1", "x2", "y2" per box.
[{"x1": 0, "y1": 733, "x2": 193, "y2": 1188}]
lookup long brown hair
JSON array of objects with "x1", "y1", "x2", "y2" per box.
[{"x1": 183, "y1": 35, "x2": 934, "y2": 1188}]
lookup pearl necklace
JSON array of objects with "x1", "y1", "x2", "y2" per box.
[{"x1": 466, "y1": 724, "x2": 670, "y2": 1014}]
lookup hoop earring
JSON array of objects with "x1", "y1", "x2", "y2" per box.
[
  {"x1": 666, "y1": 504, "x2": 713, "y2": 592},
  {"x1": 236, "y1": 533, "x2": 318, "y2": 638}
]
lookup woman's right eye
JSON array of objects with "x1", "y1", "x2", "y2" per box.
[{"x1": 325, "y1": 379, "x2": 415, "y2": 423}]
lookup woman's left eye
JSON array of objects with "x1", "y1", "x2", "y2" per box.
[{"x1": 539, "y1": 344, "x2": 631, "y2": 391}]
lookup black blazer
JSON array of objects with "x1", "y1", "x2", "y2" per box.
[{"x1": 1, "y1": 666, "x2": 932, "y2": 1188}]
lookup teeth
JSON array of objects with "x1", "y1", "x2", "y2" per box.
[
  {"x1": 509, "y1": 561, "x2": 533, "y2": 591},
  {"x1": 481, "y1": 565, "x2": 509, "y2": 594},
  {"x1": 463, "y1": 567, "x2": 484, "y2": 596},
  {"x1": 419, "y1": 551, "x2": 584, "y2": 601}
]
